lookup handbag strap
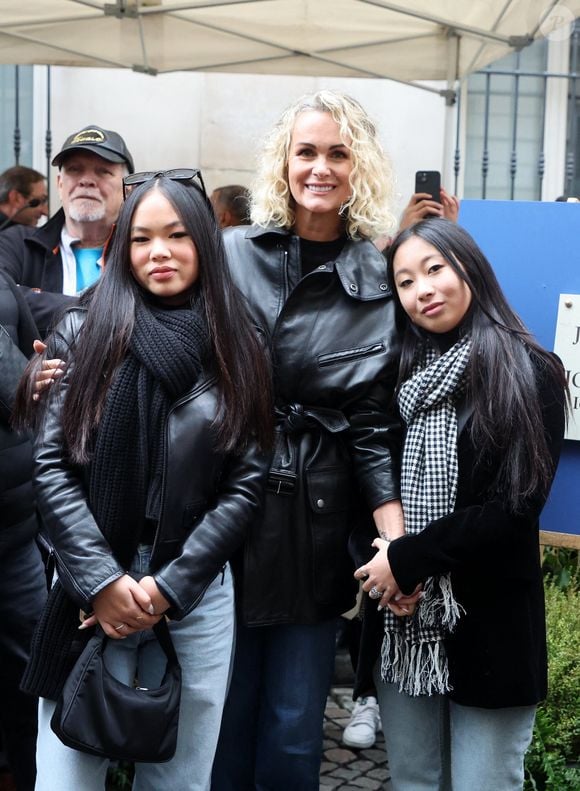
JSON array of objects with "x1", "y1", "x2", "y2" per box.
[
  {"x1": 94, "y1": 617, "x2": 179, "y2": 669},
  {"x1": 152, "y1": 617, "x2": 179, "y2": 668}
]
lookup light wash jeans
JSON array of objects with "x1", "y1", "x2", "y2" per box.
[
  {"x1": 374, "y1": 666, "x2": 536, "y2": 791},
  {"x1": 36, "y1": 546, "x2": 235, "y2": 791}
]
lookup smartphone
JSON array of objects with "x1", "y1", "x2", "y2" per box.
[{"x1": 415, "y1": 170, "x2": 441, "y2": 204}]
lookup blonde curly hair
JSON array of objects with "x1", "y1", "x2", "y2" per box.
[{"x1": 250, "y1": 90, "x2": 397, "y2": 240}]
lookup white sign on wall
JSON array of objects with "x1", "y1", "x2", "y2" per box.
[{"x1": 554, "y1": 294, "x2": 580, "y2": 441}]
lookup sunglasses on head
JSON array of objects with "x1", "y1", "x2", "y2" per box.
[{"x1": 122, "y1": 168, "x2": 207, "y2": 200}]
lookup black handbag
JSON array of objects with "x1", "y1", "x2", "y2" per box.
[{"x1": 50, "y1": 617, "x2": 181, "y2": 763}]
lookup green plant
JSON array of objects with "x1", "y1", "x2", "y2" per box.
[
  {"x1": 106, "y1": 761, "x2": 134, "y2": 790},
  {"x1": 524, "y1": 580, "x2": 580, "y2": 791},
  {"x1": 541, "y1": 546, "x2": 579, "y2": 590}
]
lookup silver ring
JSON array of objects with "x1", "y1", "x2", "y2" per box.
[
  {"x1": 369, "y1": 586, "x2": 382, "y2": 600},
  {"x1": 114, "y1": 623, "x2": 126, "y2": 631}
]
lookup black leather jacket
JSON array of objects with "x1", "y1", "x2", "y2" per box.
[
  {"x1": 0, "y1": 209, "x2": 77, "y2": 337},
  {"x1": 224, "y1": 225, "x2": 401, "y2": 625},
  {"x1": 35, "y1": 309, "x2": 269, "y2": 621}
]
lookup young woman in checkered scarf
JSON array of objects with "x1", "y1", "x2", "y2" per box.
[{"x1": 355, "y1": 218, "x2": 568, "y2": 791}]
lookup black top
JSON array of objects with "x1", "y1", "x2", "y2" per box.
[{"x1": 299, "y1": 235, "x2": 347, "y2": 277}]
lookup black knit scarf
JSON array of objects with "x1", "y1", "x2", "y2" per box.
[{"x1": 89, "y1": 299, "x2": 210, "y2": 566}]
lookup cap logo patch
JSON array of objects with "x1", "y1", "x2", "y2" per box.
[{"x1": 70, "y1": 129, "x2": 106, "y2": 145}]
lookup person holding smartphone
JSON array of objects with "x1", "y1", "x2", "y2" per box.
[
  {"x1": 371, "y1": 175, "x2": 459, "y2": 255},
  {"x1": 400, "y1": 175, "x2": 460, "y2": 230}
]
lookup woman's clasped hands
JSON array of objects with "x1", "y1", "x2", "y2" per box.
[
  {"x1": 355, "y1": 537, "x2": 422, "y2": 616},
  {"x1": 79, "y1": 574, "x2": 169, "y2": 638}
]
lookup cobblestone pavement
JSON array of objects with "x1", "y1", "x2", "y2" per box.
[{"x1": 320, "y1": 687, "x2": 392, "y2": 791}]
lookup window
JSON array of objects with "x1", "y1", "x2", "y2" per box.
[
  {"x1": 464, "y1": 39, "x2": 548, "y2": 200},
  {"x1": 0, "y1": 65, "x2": 35, "y2": 172}
]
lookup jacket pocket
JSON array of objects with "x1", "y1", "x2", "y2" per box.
[
  {"x1": 318, "y1": 342, "x2": 385, "y2": 368},
  {"x1": 306, "y1": 468, "x2": 356, "y2": 605},
  {"x1": 306, "y1": 468, "x2": 351, "y2": 513}
]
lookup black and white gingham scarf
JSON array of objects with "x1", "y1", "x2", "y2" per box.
[{"x1": 380, "y1": 334, "x2": 471, "y2": 695}]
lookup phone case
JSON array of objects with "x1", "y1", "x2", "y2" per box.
[{"x1": 415, "y1": 171, "x2": 441, "y2": 204}]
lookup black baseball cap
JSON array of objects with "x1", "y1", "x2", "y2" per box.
[{"x1": 52, "y1": 125, "x2": 134, "y2": 173}]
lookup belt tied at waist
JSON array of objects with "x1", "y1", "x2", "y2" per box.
[{"x1": 268, "y1": 403, "x2": 349, "y2": 495}]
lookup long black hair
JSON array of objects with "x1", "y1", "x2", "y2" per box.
[
  {"x1": 387, "y1": 218, "x2": 568, "y2": 511},
  {"x1": 21, "y1": 176, "x2": 273, "y2": 460}
]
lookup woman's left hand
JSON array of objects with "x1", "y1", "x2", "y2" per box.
[
  {"x1": 138, "y1": 575, "x2": 170, "y2": 617},
  {"x1": 355, "y1": 537, "x2": 400, "y2": 611}
]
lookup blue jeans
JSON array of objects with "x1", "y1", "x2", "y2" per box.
[
  {"x1": 36, "y1": 547, "x2": 235, "y2": 791},
  {"x1": 374, "y1": 667, "x2": 536, "y2": 791},
  {"x1": 211, "y1": 619, "x2": 338, "y2": 791}
]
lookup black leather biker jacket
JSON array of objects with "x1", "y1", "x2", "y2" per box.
[{"x1": 223, "y1": 225, "x2": 402, "y2": 625}]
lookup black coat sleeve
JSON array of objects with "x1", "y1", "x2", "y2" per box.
[
  {"x1": 389, "y1": 358, "x2": 566, "y2": 595},
  {"x1": 0, "y1": 226, "x2": 77, "y2": 337},
  {"x1": 345, "y1": 365, "x2": 402, "y2": 510}
]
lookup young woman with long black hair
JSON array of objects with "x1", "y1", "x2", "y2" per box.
[
  {"x1": 15, "y1": 171, "x2": 272, "y2": 790},
  {"x1": 356, "y1": 218, "x2": 567, "y2": 791}
]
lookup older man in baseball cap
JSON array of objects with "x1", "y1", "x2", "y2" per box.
[{"x1": 0, "y1": 124, "x2": 134, "y2": 336}]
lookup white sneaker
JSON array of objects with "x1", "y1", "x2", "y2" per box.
[{"x1": 342, "y1": 695, "x2": 381, "y2": 749}]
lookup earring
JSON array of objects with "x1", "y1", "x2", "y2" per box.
[{"x1": 339, "y1": 197, "x2": 352, "y2": 217}]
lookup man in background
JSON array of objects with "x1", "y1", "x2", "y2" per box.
[
  {"x1": 0, "y1": 125, "x2": 134, "y2": 337},
  {"x1": 211, "y1": 184, "x2": 250, "y2": 228},
  {"x1": 0, "y1": 167, "x2": 48, "y2": 232}
]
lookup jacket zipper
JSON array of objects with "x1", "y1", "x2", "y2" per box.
[
  {"x1": 50, "y1": 542, "x2": 123, "y2": 605},
  {"x1": 271, "y1": 244, "x2": 290, "y2": 345},
  {"x1": 318, "y1": 342, "x2": 386, "y2": 367},
  {"x1": 281, "y1": 245, "x2": 289, "y2": 311},
  {"x1": 151, "y1": 376, "x2": 217, "y2": 561}
]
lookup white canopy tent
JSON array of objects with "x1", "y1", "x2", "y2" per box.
[
  {"x1": 1, "y1": 0, "x2": 578, "y2": 203},
  {"x1": 1, "y1": 0, "x2": 579, "y2": 100}
]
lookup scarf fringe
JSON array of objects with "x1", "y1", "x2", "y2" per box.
[
  {"x1": 419, "y1": 575, "x2": 463, "y2": 631},
  {"x1": 380, "y1": 629, "x2": 452, "y2": 697}
]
